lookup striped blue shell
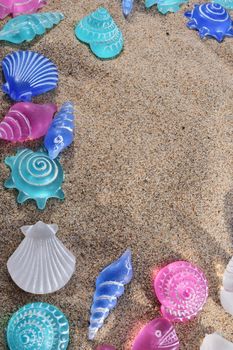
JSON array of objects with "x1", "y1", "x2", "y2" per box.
[
  {"x1": 185, "y1": 3, "x2": 233, "y2": 42},
  {"x1": 44, "y1": 102, "x2": 75, "y2": 159},
  {"x1": 0, "y1": 12, "x2": 64, "y2": 44},
  {"x1": 88, "y1": 249, "x2": 133, "y2": 340},
  {"x1": 7, "y1": 302, "x2": 69, "y2": 350},
  {"x1": 146, "y1": 0, "x2": 187, "y2": 13},
  {"x1": 2, "y1": 50, "x2": 59, "y2": 101},
  {"x1": 122, "y1": 0, "x2": 134, "y2": 17}
]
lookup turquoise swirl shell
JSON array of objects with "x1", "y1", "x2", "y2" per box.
[
  {"x1": 75, "y1": 7, "x2": 123, "y2": 59},
  {"x1": 7, "y1": 302, "x2": 69, "y2": 350},
  {"x1": 4, "y1": 148, "x2": 65, "y2": 210}
]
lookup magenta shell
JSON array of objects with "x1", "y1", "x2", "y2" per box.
[
  {"x1": 132, "y1": 317, "x2": 179, "y2": 350},
  {"x1": 96, "y1": 345, "x2": 116, "y2": 350},
  {"x1": 0, "y1": 102, "x2": 57, "y2": 142},
  {"x1": 0, "y1": 0, "x2": 46, "y2": 19},
  {"x1": 154, "y1": 261, "x2": 208, "y2": 322}
]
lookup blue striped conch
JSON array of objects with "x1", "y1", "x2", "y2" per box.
[
  {"x1": 0, "y1": 12, "x2": 64, "y2": 44},
  {"x1": 2, "y1": 50, "x2": 59, "y2": 101},
  {"x1": 88, "y1": 249, "x2": 133, "y2": 340},
  {"x1": 44, "y1": 102, "x2": 75, "y2": 159}
]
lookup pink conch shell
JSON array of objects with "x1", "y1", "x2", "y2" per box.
[
  {"x1": 154, "y1": 261, "x2": 208, "y2": 322},
  {"x1": 132, "y1": 317, "x2": 179, "y2": 350},
  {"x1": 0, "y1": 0, "x2": 46, "y2": 19},
  {"x1": 0, "y1": 102, "x2": 57, "y2": 142},
  {"x1": 96, "y1": 346, "x2": 116, "y2": 350}
]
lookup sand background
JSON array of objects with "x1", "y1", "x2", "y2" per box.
[{"x1": 0, "y1": 0, "x2": 233, "y2": 348}]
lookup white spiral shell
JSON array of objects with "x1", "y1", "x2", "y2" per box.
[{"x1": 7, "y1": 221, "x2": 76, "y2": 294}]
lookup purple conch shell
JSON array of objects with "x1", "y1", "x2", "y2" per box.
[
  {"x1": 132, "y1": 317, "x2": 179, "y2": 350},
  {"x1": 96, "y1": 345, "x2": 116, "y2": 350},
  {"x1": 0, "y1": 0, "x2": 46, "y2": 19},
  {"x1": 0, "y1": 102, "x2": 57, "y2": 142},
  {"x1": 154, "y1": 261, "x2": 208, "y2": 322}
]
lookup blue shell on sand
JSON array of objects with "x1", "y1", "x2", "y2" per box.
[
  {"x1": 2, "y1": 50, "x2": 58, "y2": 101},
  {"x1": 88, "y1": 249, "x2": 133, "y2": 340},
  {"x1": 185, "y1": 3, "x2": 233, "y2": 42},
  {"x1": 213, "y1": 0, "x2": 233, "y2": 9},
  {"x1": 122, "y1": 0, "x2": 134, "y2": 17},
  {"x1": 4, "y1": 148, "x2": 65, "y2": 210},
  {"x1": 44, "y1": 101, "x2": 75, "y2": 159},
  {"x1": 0, "y1": 12, "x2": 64, "y2": 44},
  {"x1": 75, "y1": 7, "x2": 124, "y2": 59},
  {"x1": 7, "y1": 302, "x2": 69, "y2": 350},
  {"x1": 146, "y1": 0, "x2": 187, "y2": 13}
]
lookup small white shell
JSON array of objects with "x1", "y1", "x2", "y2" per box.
[
  {"x1": 200, "y1": 333, "x2": 233, "y2": 350},
  {"x1": 221, "y1": 257, "x2": 233, "y2": 316},
  {"x1": 223, "y1": 257, "x2": 233, "y2": 291},
  {"x1": 7, "y1": 221, "x2": 76, "y2": 294}
]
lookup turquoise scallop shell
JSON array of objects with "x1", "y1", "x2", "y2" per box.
[
  {"x1": 4, "y1": 148, "x2": 65, "y2": 210},
  {"x1": 7, "y1": 302, "x2": 69, "y2": 350},
  {"x1": 145, "y1": 0, "x2": 187, "y2": 13},
  {"x1": 75, "y1": 7, "x2": 123, "y2": 59},
  {"x1": 0, "y1": 12, "x2": 64, "y2": 44}
]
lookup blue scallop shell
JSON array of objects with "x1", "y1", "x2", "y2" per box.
[
  {"x1": 0, "y1": 12, "x2": 64, "y2": 44},
  {"x1": 185, "y1": 3, "x2": 233, "y2": 42},
  {"x1": 75, "y1": 7, "x2": 124, "y2": 59},
  {"x1": 146, "y1": 0, "x2": 187, "y2": 13},
  {"x1": 7, "y1": 302, "x2": 69, "y2": 350},
  {"x1": 122, "y1": 0, "x2": 134, "y2": 17},
  {"x1": 213, "y1": 0, "x2": 233, "y2": 9},
  {"x1": 2, "y1": 50, "x2": 59, "y2": 101},
  {"x1": 4, "y1": 148, "x2": 64, "y2": 210},
  {"x1": 88, "y1": 249, "x2": 133, "y2": 340},
  {"x1": 44, "y1": 101, "x2": 75, "y2": 159}
]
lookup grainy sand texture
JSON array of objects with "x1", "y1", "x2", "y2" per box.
[{"x1": 0, "y1": 0, "x2": 233, "y2": 349}]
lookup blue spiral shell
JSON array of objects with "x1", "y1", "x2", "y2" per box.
[
  {"x1": 88, "y1": 249, "x2": 133, "y2": 340},
  {"x1": 185, "y1": 3, "x2": 233, "y2": 42},
  {"x1": 2, "y1": 50, "x2": 59, "y2": 101},
  {"x1": 122, "y1": 0, "x2": 134, "y2": 17},
  {"x1": 145, "y1": 0, "x2": 187, "y2": 13},
  {"x1": 44, "y1": 102, "x2": 75, "y2": 159},
  {"x1": 4, "y1": 148, "x2": 64, "y2": 210},
  {"x1": 7, "y1": 302, "x2": 69, "y2": 350}
]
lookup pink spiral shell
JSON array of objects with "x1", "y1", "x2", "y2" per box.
[
  {"x1": 0, "y1": 0, "x2": 46, "y2": 19},
  {"x1": 0, "y1": 102, "x2": 57, "y2": 142},
  {"x1": 154, "y1": 261, "x2": 208, "y2": 322}
]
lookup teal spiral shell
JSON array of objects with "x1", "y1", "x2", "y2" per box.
[
  {"x1": 0, "y1": 12, "x2": 64, "y2": 44},
  {"x1": 4, "y1": 148, "x2": 64, "y2": 210},
  {"x1": 7, "y1": 302, "x2": 69, "y2": 350}
]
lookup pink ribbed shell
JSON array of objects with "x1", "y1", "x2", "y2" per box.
[
  {"x1": 0, "y1": 0, "x2": 46, "y2": 19},
  {"x1": 0, "y1": 102, "x2": 57, "y2": 142}
]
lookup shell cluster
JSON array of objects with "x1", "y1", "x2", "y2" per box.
[
  {"x1": 0, "y1": 12, "x2": 64, "y2": 44},
  {"x1": 154, "y1": 261, "x2": 208, "y2": 322},
  {"x1": 185, "y1": 3, "x2": 233, "y2": 42},
  {"x1": 7, "y1": 302, "x2": 69, "y2": 350},
  {"x1": 145, "y1": 0, "x2": 187, "y2": 14},
  {"x1": 75, "y1": 7, "x2": 124, "y2": 59},
  {"x1": 4, "y1": 148, "x2": 64, "y2": 209},
  {"x1": 7, "y1": 221, "x2": 76, "y2": 294},
  {"x1": 0, "y1": 0, "x2": 46, "y2": 19}
]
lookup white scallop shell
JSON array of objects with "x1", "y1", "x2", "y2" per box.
[
  {"x1": 7, "y1": 221, "x2": 76, "y2": 294},
  {"x1": 200, "y1": 333, "x2": 233, "y2": 350},
  {"x1": 220, "y1": 257, "x2": 233, "y2": 316}
]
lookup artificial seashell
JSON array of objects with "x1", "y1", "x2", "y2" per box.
[
  {"x1": 0, "y1": 102, "x2": 57, "y2": 142},
  {"x1": 7, "y1": 221, "x2": 76, "y2": 294},
  {"x1": 96, "y1": 345, "x2": 116, "y2": 350},
  {"x1": 122, "y1": 0, "x2": 134, "y2": 17},
  {"x1": 154, "y1": 261, "x2": 208, "y2": 322},
  {"x1": 145, "y1": 0, "x2": 187, "y2": 13},
  {"x1": 4, "y1": 148, "x2": 64, "y2": 209},
  {"x1": 44, "y1": 101, "x2": 75, "y2": 159},
  {"x1": 0, "y1": 12, "x2": 64, "y2": 44},
  {"x1": 2, "y1": 50, "x2": 59, "y2": 101},
  {"x1": 7, "y1": 302, "x2": 69, "y2": 350},
  {"x1": 184, "y1": 3, "x2": 233, "y2": 42},
  {"x1": 132, "y1": 317, "x2": 179, "y2": 350},
  {"x1": 75, "y1": 7, "x2": 124, "y2": 59},
  {"x1": 220, "y1": 257, "x2": 233, "y2": 316},
  {"x1": 214, "y1": 0, "x2": 233, "y2": 9},
  {"x1": 88, "y1": 249, "x2": 133, "y2": 340},
  {"x1": 0, "y1": 0, "x2": 46, "y2": 19},
  {"x1": 200, "y1": 333, "x2": 233, "y2": 350}
]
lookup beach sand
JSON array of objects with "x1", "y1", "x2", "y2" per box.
[{"x1": 0, "y1": 0, "x2": 233, "y2": 349}]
